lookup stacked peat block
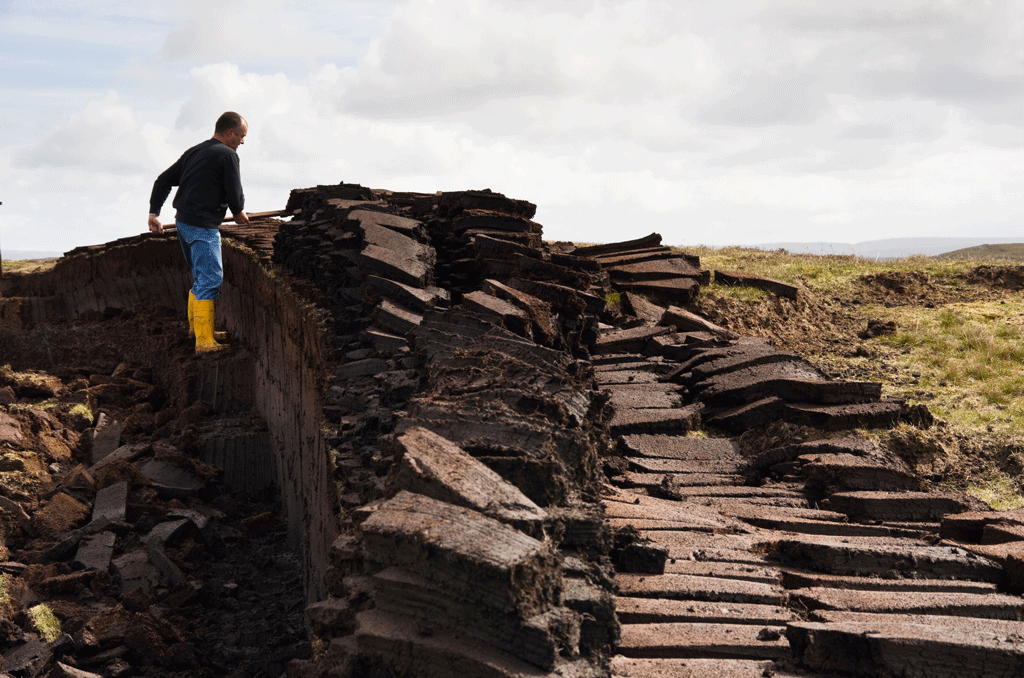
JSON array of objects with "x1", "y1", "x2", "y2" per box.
[
  {"x1": 574, "y1": 238, "x2": 1024, "y2": 678},
  {"x1": 274, "y1": 184, "x2": 618, "y2": 677},
  {"x1": 660, "y1": 333, "x2": 929, "y2": 433},
  {"x1": 275, "y1": 182, "x2": 446, "y2": 342},
  {"x1": 338, "y1": 429, "x2": 588, "y2": 675},
  {"x1": 569, "y1": 233, "x2": 707, "y2": 307},
  {"x1": 563, "y1": 232, "x2": 920, "y2": 436},
  {"x1": 420, "y1": 190, "x2": 608, "y2": 355}
]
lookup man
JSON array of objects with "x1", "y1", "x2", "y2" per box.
[{"x1": 148, "y1": 111, "x2": 250, "y2": 353}]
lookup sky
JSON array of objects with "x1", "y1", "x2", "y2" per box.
[{"x1": 1, "y1": 0, "x2": 1023, "y2": 255}]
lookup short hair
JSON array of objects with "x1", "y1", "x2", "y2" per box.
[{"x1": 215, "y1": 112, "x2": 246, "y2": 135}]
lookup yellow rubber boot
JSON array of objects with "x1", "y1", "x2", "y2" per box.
[
  {"x1": 190, "y1": 291, "x2": 228, "y2": 341},
  {"x1": 193, "y1": 299, "x2": 229, "y2": 353}
]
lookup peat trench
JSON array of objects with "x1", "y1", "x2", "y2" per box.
[{"x1": 0, "y1": 183, "x2": 1022, "y2": 677}]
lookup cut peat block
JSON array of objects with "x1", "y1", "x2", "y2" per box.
[
  {"x1": 660, "y1": 307, "x2": 739, "y2": 340},
  {"x1": 622, "y1": 292, "x2": 667, "y2": 325},
  {"x1": 618, "y1": 623, "x2": 790, "y2": 660},
  {"x1": 769, "y1": 538, "x2": 1004, "y2": 582},
  {"x1": 359, "y1": 240, "x2": 433, "y2": 288},
  {"x1": 607, "y1": 258, "x2": 702, "y2": 282},
  {"x1": 615, "y1": 278, "x2": 700, "y2": 306},
  {"x1": 610, "y1": 473, "x2": 746, "y2": 492},
  {"x1": 609, "y1": 406, "x2": 703, "y2": 436},
  {"x1": 787, "y1": 620, "x2": 1024, "y2": 678},
  {"x1": 714, "y1": 269, "x2": 798, "y2": 300},
  {"x1": 610, "y1": 657, "x2": 801, "y2": 678},
  {"x1": 358, "y1": 491, "x2": 561, "y2": 617},
  {"x1": 784, "y1": 400, "x2": 905, "y2": 430},
  {"x1": 619, "y1": 434, "x2": 742, "y2": 461},
  {"x1": 798, "y1": 453, "x2": 923, "y2": 494},
  {"x1": 704, "y1": 397, "x2": 787, "y2": 433},
  {"x1": 789, "y1": 586, "x2": 1024, "y2": 620},
  {"x1": 605, "y1": 384, "x2": 685, "y2": 410},
  {"x1": 780, "y1": 569, "x2": 1000, "y2": 594},
  {"x1": 594, "y1": 326, "x2": 673, "y2": 355},
  {"x1": 594, "y1": 370, "x2": 664, "y2": 385},
  {"x1": 617, "y1": 597, "x2": 794, "y2": 626},
  {"x1": 940, "y1": 507, "x2": 1024, "y2": 543},
  {"x1": 573, "y1": 233, "x2": 664, "y2": 257},
  {"x1": 696, "y1": 371, "x2": 882, "y2": 409},
  {"x1": 385, "y1": 426, "x2": 546, "y2": 531},
  {"x1": 662, "y1": 561, "x2": 782, "y2": 586},
  {"x1": 610, "y1": 577, "x2": 786, "y2": 606},
  {"x1": 626, "y1": 457, "x2": 744, "y2": 475},
  {"x1": 823, "y1": 491, "x2": 991, "y2": 523},
  {"x1": 354, "y1": 609, "x2": 552, "y2": 678}
]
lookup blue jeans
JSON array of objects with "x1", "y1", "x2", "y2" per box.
[{"x1": 176, "y1": 221, "x2": 223, "y2": 300}]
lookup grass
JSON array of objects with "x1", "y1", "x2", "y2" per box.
[
  {"x1": 28, "y1": 604, "x2": 62, "y2": 642},
  {"x1": 1, "y1": 259, "x2": 58, "y2": 275},
  {"x1": 68, "y1": 403, "x2": 93, "y2": 427},
  {"x1": 863, "y1": 299, "x2": 1024, "y2": 435},
  {"x1": 687, "y1": 245, "x2": 1019, "y2": 296},
  {"x1": 961, "y1": 471, "x2": 1024, "y2": 511}
]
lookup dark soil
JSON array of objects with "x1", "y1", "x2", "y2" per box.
[{"x1": 0, "y1": 307, "x2": 309, "y2": 678}]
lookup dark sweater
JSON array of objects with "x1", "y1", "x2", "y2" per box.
[{"x1": 149, "y1": 138, "x2": 244, "y2": 229}]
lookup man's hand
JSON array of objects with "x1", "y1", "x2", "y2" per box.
[
  {"x1": 233, "y1": 211, "x2": 250, "y2": 225},
  {"x1": 148, "y1": 215, "x2": 164, "y2": 234}
]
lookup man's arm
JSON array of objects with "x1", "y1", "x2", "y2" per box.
[
  {"x1": 223, "y1": 152, "x2": 246, "y2": 224},
  {"x1": 147, "y1": 157, "x2": 184, "y2": 233}
]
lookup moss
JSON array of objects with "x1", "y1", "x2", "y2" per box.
[
  {"x1": 0, "y1": 574, "x2": 10, "y2": 609},
  {"x1": 28, "y1": 604, "x2": 62, "y2": 642},
  {"x1": 68, "y1": 403, "x2": 94, "y2": 429}
]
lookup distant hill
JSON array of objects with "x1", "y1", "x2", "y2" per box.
[
  {"x1": 934, "y1": 243, "x2": 1024, "y2": 262},
  {"x1": 754, "y1": 237, "x2": 1024, "y2": 260},
  {"x1": 2, "y1": 250, "x2": 62, "y2": 261}
]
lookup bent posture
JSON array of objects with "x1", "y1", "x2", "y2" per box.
[{"x1": 148, "y1": 112, "x2": 250, "y2": 353}]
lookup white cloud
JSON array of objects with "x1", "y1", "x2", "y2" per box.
[
  {"x1": 14, "y1": 91, "x2": 170, "y2": 174},
  {"x1": 160, "y1": 0, "x2": 359, "y2": 67},
  {"x1": 3, "y1": 0, "x2": 1024, "y2": 255}
]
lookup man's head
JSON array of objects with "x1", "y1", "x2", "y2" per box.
[{"x1": 213, "y1": 111, "x2": 248, "y2": 151}]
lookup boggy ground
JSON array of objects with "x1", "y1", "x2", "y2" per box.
[
  {"x1": 687, "y1": 258, "x2": 1024, "y2": 506},
  {"x1": 0, "y1": 304, "x2": 309, "y2": 678},
  {"x1": 3, "y1": 252, "x2": 1023, "y2": 676}
]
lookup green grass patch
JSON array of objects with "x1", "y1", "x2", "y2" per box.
[
  {"x1": 865, "y1": 298, "x2": 1024, "y2": 433},
  {"x1": 963, "y1": 471, "x2": 1024, "y2": 510},
  {"x1": 683, "y1": 245, "x2": 999, "y2": 296},
  {"x1": 28, "y1": 604, "x2": 62, "y2": 642},
  {"x1": 1, "y1": 259, "x2": 58, "y2": 275}
]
